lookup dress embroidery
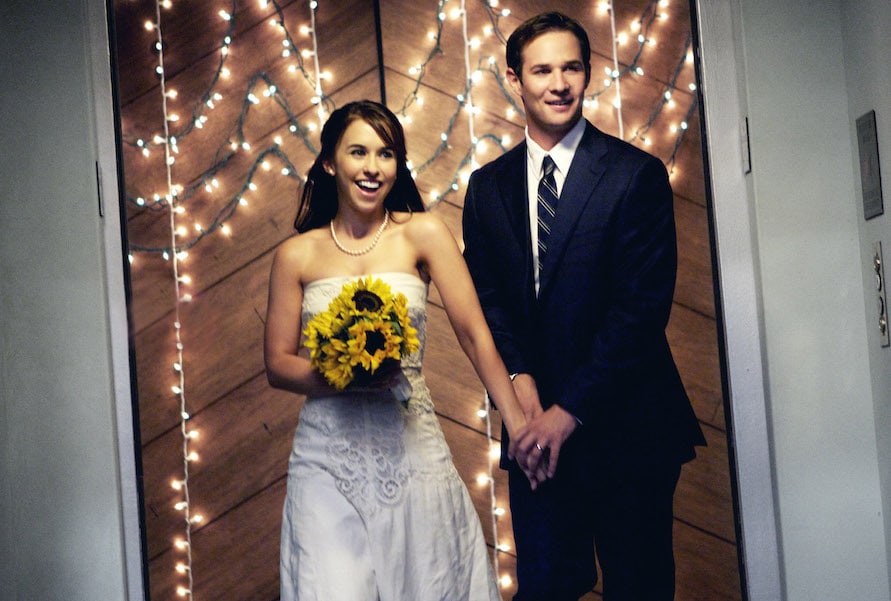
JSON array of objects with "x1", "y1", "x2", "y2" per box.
[{"x1": 298, "y1": 274, "x2": 432, "y2": 518}]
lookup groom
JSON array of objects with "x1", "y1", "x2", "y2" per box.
[{"x1": 462, "y1": 11, "x2": 706, "y2": 601}]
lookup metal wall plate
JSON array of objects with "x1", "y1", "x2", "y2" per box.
[{"x1": 873, "y1": 241, "x2": 889, "y2": 347}]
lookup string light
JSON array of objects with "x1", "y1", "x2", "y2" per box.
[
  {"x1": 130, "y1": 0, "x2": 691, "y2": 248},
  {"x1": 148, "y1": 0, "x2": 199, "y2": 596},
  {"x1": 606, "y1": 1, "x2": 625, "y2": 138},
  {"x1": 461, "y1": 0, "x2": 477, "y2": 182},
  {"x1": 481, "y1": 391, "x2": 502, "y2": 576}
]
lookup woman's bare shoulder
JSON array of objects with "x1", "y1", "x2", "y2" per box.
[
  {"x1": 396, "y1": 211, "x2": 450, "y2": 239},
  {"x1": 273, "y1": 227, "x2": 326, "y2": 267}
]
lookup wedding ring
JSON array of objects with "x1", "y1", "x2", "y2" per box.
[{"x1": 535, "y1": 443, "x2": 544, "y2": 452}]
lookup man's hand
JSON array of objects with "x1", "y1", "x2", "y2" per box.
[
  {"x1": 509, "y1": 404, "x2": 578, "y2": 483},
  {"x1": 506, "y1": 374, "x2": 548, "y2": 488}
]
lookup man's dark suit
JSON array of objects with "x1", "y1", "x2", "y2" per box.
[{"x1": 463, "y1": 120, "x2": 706, "y2": 600}]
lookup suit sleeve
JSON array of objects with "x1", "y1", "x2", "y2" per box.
[
  {"x1": 557, "y1": 155, "x2": 679, "y2": 424},
  {"x1": 462, "y1": 170, "x2": 530, "y2": 376}
]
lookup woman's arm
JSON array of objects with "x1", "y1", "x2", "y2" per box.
[
  {"x1": 263, "y1": 237, "x2": 336, "y2": 397},
  {"x1": 407, "y1": 214, "x2": 527, "y2": 439}
]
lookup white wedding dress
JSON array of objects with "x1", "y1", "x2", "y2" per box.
[{"x1": 280, "y1": 272, "x2": 500, "y2": 601}]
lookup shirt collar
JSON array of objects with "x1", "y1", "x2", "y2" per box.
[{"x1": 525, "y1": 117, "x2": 586, "y2": 177}]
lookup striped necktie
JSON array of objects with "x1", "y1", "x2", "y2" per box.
[{"x1": 537, "y1": 155, "x2": 558, "y2": 272}]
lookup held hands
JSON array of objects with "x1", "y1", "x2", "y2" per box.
[{"x1": 506, "y1": 375, "x2": 578, "y2": 490}]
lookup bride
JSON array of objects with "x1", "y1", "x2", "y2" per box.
[{"x1": 264, "y1": 100, "x2": 541, "y2": 600}]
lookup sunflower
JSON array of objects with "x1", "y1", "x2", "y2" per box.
[
  {"x1": 345, "y1": 319, "x2": 404, "y2": 373},
  {"x1": 303, "y1": 276, "x2": 420, "y2": 390}
]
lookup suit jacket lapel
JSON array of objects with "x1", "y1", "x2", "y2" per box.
[
  {"x1": 494, "y1": 143, "x2": 536, "y2": 296},
  {"x1": 495, "y1": 143, "x2": 530, "y2": 247},
  {"x1": 539, "y1": 123, "x2": 609, "y2": 294}
]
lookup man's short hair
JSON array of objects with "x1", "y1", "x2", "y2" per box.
[{"x1": 506, "y1": 11, "x2": 592, "y2": 82}]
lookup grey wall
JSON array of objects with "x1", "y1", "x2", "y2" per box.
[
  {"x1": 742, "y1": 3, "x2": 888, "y2": 598},
  {"x1": 840, "y1": 0, "x2": 891, "y2": 585},
  {"x1": 699, "y1": 0, "x2": 891, "y2": 599},
  {"x1": 0, "y1": 0, "x2": 139, "y2": 599}
]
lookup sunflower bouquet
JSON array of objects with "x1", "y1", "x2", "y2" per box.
[{"x1": 303, "y1": 276, "x2": 420, "y2": 394}]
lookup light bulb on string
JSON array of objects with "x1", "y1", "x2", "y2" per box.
[{"x1": 489, "y1": 442, "x2": 501, "y2": 460}]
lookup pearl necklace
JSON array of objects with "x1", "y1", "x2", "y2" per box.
[{"x1": 329, "y1": 211, "x2": 390, "y2": 256}]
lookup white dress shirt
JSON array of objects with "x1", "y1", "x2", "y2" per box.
[{"x1": 525, "y1": 118, "x2": 586, "y2": 294}]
